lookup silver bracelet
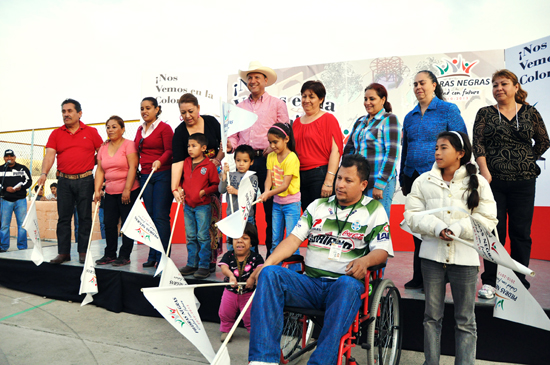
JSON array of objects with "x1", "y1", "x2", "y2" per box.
[{"x1": 327, "y1": 171, "x2": 336, "y2": 176}]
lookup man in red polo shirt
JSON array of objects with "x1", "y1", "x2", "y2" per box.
[{"x1": 37, "y1": 99, "x2": 103, "y2": 264}]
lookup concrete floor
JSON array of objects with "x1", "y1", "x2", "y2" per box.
[{"x1": 0, "y1": 237, "x2": 525, "y2": 364}]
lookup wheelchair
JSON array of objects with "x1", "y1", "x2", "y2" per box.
[{"x1": 279, "y1": 255, "x2": 402, "y2": 365}]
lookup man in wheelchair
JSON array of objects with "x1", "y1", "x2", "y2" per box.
[{"x1": 248, "y1": 154, "x2": 394, "y2": 365}]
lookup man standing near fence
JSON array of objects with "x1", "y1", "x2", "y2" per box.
[
  {"x1": 0, "y1": 149, "x2": 32, "y2": 252},
  {"x1": 37, "y1": 99, "x2": 103, "y2": 264}
]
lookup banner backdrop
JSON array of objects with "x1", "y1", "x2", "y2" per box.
[
  {"x1": 227, "y1": 50, "x2": 505, "y2": 204},
  {"x1": 141, "y1": 72, "x2": 225, "y2": 130},
  {"x1": 505, "y1": 35, "x2": 550, "y2": 206}
]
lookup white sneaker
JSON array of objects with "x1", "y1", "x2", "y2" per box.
[{"x1": 478, "y1": 284, "x2": 496, "y2": 299}]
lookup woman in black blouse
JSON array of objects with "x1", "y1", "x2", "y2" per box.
[
  {"x1": 473, "y1": 69, "x2": 549, "y2": 298},
  {"x1": 171, "y1": 93, "x2": 224, "y2": 273}
]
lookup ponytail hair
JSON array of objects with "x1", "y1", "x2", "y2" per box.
[
  {"x1": 268, "y1": 122, "x2": 296, "y2": 152},
  {"x1": 492, "y1": 69, "x2": 529, "y2": 105},
  {"x1": 365, "y1": 83, "x2": 392, "y2": 113},
  {"x1": 437, "y1": 131, "x2": 479, "y2": 210},
  {"x1": 141, "y1": 97, "x2": 163, "y2": 117},
  {"x1": 418, "y1": 70, "x2": 445, "y2": 101}
]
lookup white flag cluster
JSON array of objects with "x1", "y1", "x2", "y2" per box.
[
  {"x1": 22, "y1": 194, "x2": 43, "y2": 266},
  {"x1": 216, "y1": 171, "x2": 256, "y2": 239}
]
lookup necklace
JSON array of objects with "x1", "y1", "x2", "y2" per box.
[
  {"x1": 236, "y1": 252, "x2": 250, "y2": 279},
  {"x1": 497, "y1": 103, "x2": 519, "y2": 130}
]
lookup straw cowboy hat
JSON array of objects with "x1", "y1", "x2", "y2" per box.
[{"x1": 238, "y1": 61, "x2": 277, "y2": 86}]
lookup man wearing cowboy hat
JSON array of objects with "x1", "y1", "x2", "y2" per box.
[
  {"x1": 0, "y1": 149, "x2": 32, "y2": 252},
  {"x1": 227, "y1": 61, "x2": 289, "y2": 256}
]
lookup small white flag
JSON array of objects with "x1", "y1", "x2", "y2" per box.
[
  {"x1": 121, "y1": 199, "x2": 165, "y2": 254},
  {"x1": 211, "y1": 346, "x2": 230, "y2": 365},
  {"x1": 217, "y1": 171, "x2": 256, "y2": 239},
  {"x1": 79, "y1": 250, "x2": 98, "y2": 306},
  {"x1": 142, "y1": 285, "x2": 216, "y2": 362},
  {"x1": 159, "y1": 256, "x2": 200, "y2": 309},
  {"x1": 494, "y1": 265, "x2": 550, "y2": 331},
  {"x1": 470, "y1": 217, "x2": 534, "y2": 277},
  {"x1": 221, "y1": 103, "x2": 258, "y2": 153},
  {"x1": 22, "y1": 197, "x2": 43, "y2": 266}
]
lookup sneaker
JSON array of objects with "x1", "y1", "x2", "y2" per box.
[
  {"x1": 220, "y1": 332, "x2": 231, "y2": 342},
  {"x1": 112, "y1": 258, "x2": 131, "y2": 266},
  {"x1": 478, "y1": 284, "x2": 496, "y2": 299},
  {"x1": 194, "y1": 268, "x2": 211, "y2": 279},
  {"x1": 96, "y1": 256, "x2": 115, "y2": 265},
  {"x1": 179, "y1": 266, "x2": 198, "y2": 276}
]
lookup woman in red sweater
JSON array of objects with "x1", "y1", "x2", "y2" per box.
[{"x1": 134, "y1": 97, "x2": 174, "y2": 267}]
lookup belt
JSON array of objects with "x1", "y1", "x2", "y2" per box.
[
  {"x1": 58, "y1": 170, "x2": 93, "y2": 179},
  {"x1": 253, "y1": 149, "x2": 264, "y2": 157}
]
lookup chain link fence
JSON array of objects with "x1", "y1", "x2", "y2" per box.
[{"x1": 0, "y1": 120, "x2": 141, "y2": 198}]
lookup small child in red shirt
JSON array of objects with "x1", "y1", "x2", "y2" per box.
[{"x1": 178, "y1": 133, "x2": 220, "y2": 279}]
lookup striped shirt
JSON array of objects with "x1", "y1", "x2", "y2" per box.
[
  {"x1": 291, "y1": 195, "x2": 394, "y2": 279},
  {"x1": 344, "y1": 109, "x2": 401, "y2": 190}
]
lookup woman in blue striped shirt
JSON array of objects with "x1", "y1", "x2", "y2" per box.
[
  {"x1": 400, "y1": 70, "x2": 467, "y2": 289},
  {"x1": 344, "y1": 83, "x2": 401, "y2": 219}
]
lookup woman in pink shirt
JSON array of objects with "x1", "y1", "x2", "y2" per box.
[{"x1": 94, "y1": 116, "x2": 140, "y2": 266}]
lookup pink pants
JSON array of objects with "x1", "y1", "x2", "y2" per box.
[{"x1": 219, "y1": 289, "x2": 253, "y2": 333}]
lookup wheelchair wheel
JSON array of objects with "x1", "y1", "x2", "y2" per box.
[
  {"x1": 280, "y1": 312, "x2": 314, "y2": 364},
  {"x1": 366, "y1": 279, "x2": 402, "y2": 365}
]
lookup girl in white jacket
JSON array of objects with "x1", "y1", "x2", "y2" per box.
[{"x1": 404, "y1": 131, "x2": 497, "y2": 365}]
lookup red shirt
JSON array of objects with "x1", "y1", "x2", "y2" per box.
[
  {"x1": 181, "y1": 157, "x2": 220, "y2": 208},
  {"x1": 46, "y1": 122, "x2": 103, "y2": 174},
  {"x1": 293, "y1": 113, "x2": 343, "y2": 170},
  {"x1": 134, "y1": 121, "x2": 173, "y2": 174}
]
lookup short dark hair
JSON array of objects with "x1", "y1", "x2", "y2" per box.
[
  {"x1": 234, "y1": 144, "x2": 255, "y2": 161},
  {"x1": 178, "y1": 93, "x2": 199, "y2": 106},
  {"x1": 300, "y1": 80, "x2": 326, "y2": 104},
  {"x1": 188, "y1": 133, "x2": 208, "y2": 147},
  {"x1": 243, "y1": 222, "x2": 259, "y2": 247},
  {"x1": 34, "y1": 185, "x2": 43, "y2": 193},
  {"x1": 62, "y1": 99, "x2": 82, "y2": 113},
  {"x1": 340, "y1": 154, "x2": 370, "y2": 182},
  {"x1": 50, "y1": 182, "x2": 57, "y2": 189}
]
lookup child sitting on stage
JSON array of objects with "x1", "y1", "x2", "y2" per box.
[
  {"x1": 218, "y1": 223, "x2": 264, "y2": 342},
  {"x1": 179, "y1": 133, "x2": 220, "y2": 279}
]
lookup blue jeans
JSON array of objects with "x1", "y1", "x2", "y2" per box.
[
  {"x1": 421, "y1": 259, "x2": 477, "y2": 365},
  {"x1": 0, "y1": 198, "x2": 27, "y2": 250},
  {"x1": 249, "y1": 266, "x2": 364, "y2": 365},
  {"x1": 140, "y1": 169, "x2": 172, "y2": 262},
  {"x1": 184, "y1": 203, "x2": 212, "y2": 269},
  {"x1": 366, "y1": 177, "x2": 396, "y2": 219},
  {"x1": 272, "y1": 201, "x2": 301, "y2": 270},
  {"x1": 98, "y1": 206, "x2": 106, "y2": 240}
]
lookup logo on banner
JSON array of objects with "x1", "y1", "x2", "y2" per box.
[
  {"x1": 136, "y1": 227, "x2": 151, "y2": 241},
  {"x1": 168, "y1": 306, "x2": 186, "y2": 328},
  {"x1": 435, "y1": 54, "x2": 478, "y2": 77}
]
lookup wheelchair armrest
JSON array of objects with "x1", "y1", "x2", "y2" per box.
[
  {"x1": 367, "y1": 263, "x2": 386, "y2": 272},
  {"x1": 282, "y1": 255, "x2": 304, "y2": 264}
]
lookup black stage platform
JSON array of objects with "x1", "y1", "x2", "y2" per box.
[{"x1": 0, "y1": 242, "x2": 549, "y2": 364}]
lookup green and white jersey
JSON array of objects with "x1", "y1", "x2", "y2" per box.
[{"x1": 291, "y1": 195, "x2": 394, "y2": 279}]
